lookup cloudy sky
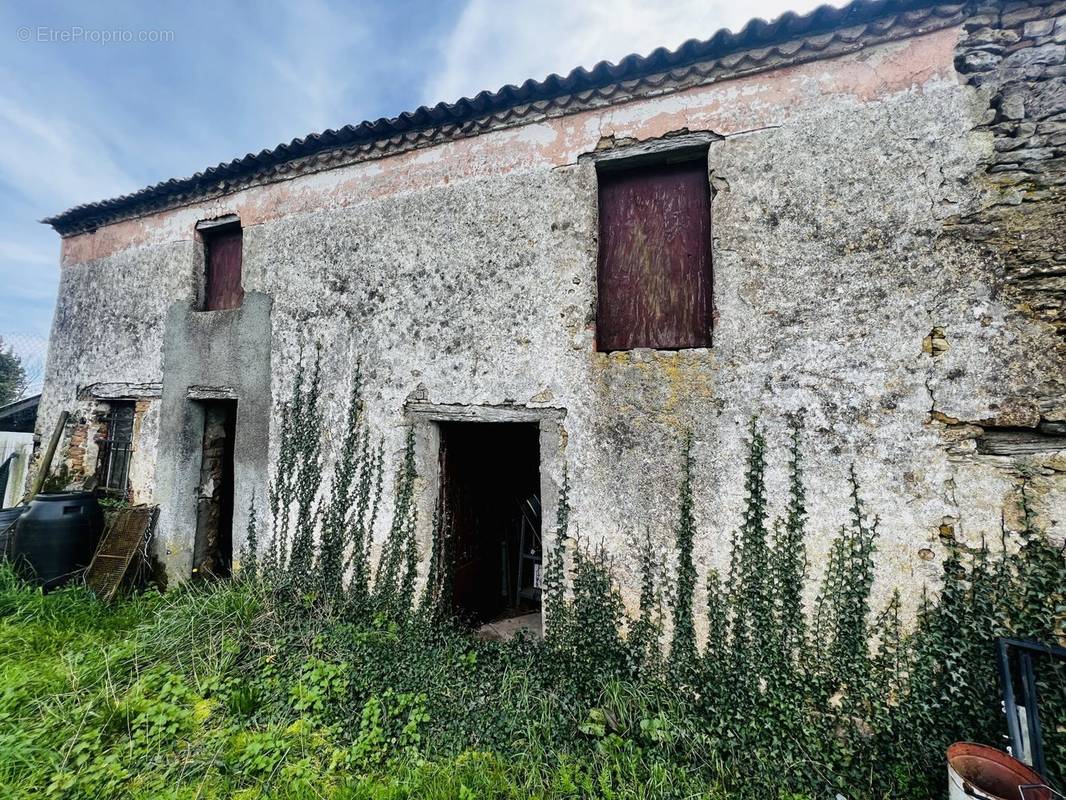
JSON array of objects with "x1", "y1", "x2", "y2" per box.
[{"x1": 0, "y1": 0, "x2": 844, "y2": 387}]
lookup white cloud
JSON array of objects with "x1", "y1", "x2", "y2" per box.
[
  {"x1": 0, "y1": 78, "x2": 141, "y2": 211},
  {"x1": 0, "y1": 69, "x2": 131, "y2": 339},
  {"x1": 0, "y1": 239, "x2": 53, "y2": 266},
  {"x1": 424, "y1": 0, "x2": 848, "y2": 106},
  {"x1": 257, "y1": 0, "x2": 374, "y2": 136}
]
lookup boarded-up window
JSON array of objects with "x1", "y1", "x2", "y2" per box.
[
  {"x1": 202, "y1": 223, "x2": 244, "y2": 311},
  {"x1": 596, "y1": 157, "x2": 711, "y2": 351}
]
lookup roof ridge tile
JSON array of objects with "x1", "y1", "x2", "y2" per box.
[{"x1": 42, "y1": 0, "x2": 950, "y2": 235}]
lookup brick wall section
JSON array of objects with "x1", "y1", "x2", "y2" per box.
[
  {"x1": 64, "y1": 419, "x2": 89, "y2": 479},
  {"x1": 952, "y1": 0, "x2": 1066, "y2": 339}
]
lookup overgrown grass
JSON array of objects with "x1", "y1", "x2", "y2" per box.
[
  {"x1": 2, "y1": 359, "x2": 1060, "y2": 799},
  {"x1": 1, "y1": 471, "x2": 1061, "y2": 799},
  {"x1": 0, "y1": 567, "x2": 740, "y2": 799}
]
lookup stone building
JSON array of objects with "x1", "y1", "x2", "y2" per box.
[{"x1": 37, "y1": 0, "x2": 1065, "y2": 623}]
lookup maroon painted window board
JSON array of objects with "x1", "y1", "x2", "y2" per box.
[
  {"x1": 203, "y1": 226, "x2": 244, "y2": 311},
  {"x1": 597, "y1": 159, "x2": 712, "y2": 351}
]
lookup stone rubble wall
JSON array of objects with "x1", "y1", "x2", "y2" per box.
[{"x1": 952, "y1": 0, "x2": 1066, "y2": 340}]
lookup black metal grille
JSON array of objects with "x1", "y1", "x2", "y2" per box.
[{"x1": 96, "y1": 403, "x2": 134, "y2": 497}]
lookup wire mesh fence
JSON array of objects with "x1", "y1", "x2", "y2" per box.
[{"x1": 0, "y1": 332, "x2": 48, "y2": 398}]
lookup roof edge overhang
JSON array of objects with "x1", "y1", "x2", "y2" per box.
[
  {"x1": 0, "y1": 393, "x2": 40, "y2": 421},
  {"x1": 42, "y1": 0, "x2": 962, "y2": 237}
]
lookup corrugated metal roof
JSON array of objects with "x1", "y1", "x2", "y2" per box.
[
  {"x1": 43, "y1": 0, "x2": 949, "y2": 235},
  {"x1": 0, "y1": 393, "x2": 39, "y2": 433}
]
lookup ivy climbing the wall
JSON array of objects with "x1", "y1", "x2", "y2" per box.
[{"x1": 63, "y1": 360, "x2": 1054, "y2": 800}]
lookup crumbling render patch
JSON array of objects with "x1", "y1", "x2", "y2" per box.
[
  {"x1": 933, "y1": 413, "x2": 1066, "y2": 457},
  {"x1": 975, "y1": 420, "x2": 1066, "y2": 456},
  {"x1": 77, "y1": 382, "x2": 162, "y2": 401},
  {"x1": 922, "y1": 325, "x2": 950, "y2": 356},
  {"x1": 581, "y1": 129, "x2": 721, "y2": 167},
  {"x1": 48, "y1": 393, "x2": 154, "y2": 500}
]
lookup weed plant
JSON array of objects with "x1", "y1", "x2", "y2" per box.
[{"x1": 0, "y1": 366, "x2": 1061, "y2": 798}]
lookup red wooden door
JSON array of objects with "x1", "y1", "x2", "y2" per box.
[
  {"x1": 204, "y1": 227, "x2": 244, "y2": 310},
  {"x1": 597, "y1": 159, "x2": 712, "y2": 351}
]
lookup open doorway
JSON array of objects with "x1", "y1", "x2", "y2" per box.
[
  {"x1": 192, "y1": 400, "x2": 236, "y2": 578},
  {"x1": 438, "y1": 421, "x2": 541, "y2": 629}
]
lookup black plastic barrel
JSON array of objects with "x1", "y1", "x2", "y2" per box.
[
  {"x1": 11, "y1": 493, "x2": 103, "y2": 590},
  {"x1": 0, "y1": 507, "x2": 26, "y2": 558}
]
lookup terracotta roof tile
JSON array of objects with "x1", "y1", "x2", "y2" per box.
[{"x1": 43, "y1": 0, "x2": 951, "y2": 235}]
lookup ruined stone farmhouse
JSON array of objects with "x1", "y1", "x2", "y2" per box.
[{"x1": 37, "y1": 0, "x2": 1066, "y2": 622}]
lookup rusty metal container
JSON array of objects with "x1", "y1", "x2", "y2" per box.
[{"x1": 947, "y1": 742, "x2": 1051, "y2": 800}]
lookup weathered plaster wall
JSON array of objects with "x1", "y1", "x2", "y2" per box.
[
  {"x1": 37, "y1": 15, "x2": 1065, "y2": 615},
  {"x1": 32, "y1": 241, "x2": 190, "y2": 507},
  {"x1": 154, "y1": 292, "x2": 272, "y2": 577}
]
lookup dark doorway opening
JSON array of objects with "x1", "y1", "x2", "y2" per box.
[
  {"x1": 193, "y1": 400, "x2": 236, "y2": 578},
  {"x1": 438, "y1": 422, "x2": 541, "y2": 627}
]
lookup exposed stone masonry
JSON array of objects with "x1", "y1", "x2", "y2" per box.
[{"x1": 951, "y1": 0, "x2": 1066, "y2": 338}]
